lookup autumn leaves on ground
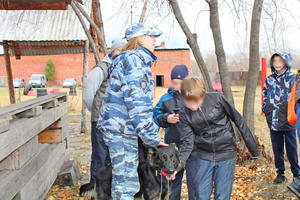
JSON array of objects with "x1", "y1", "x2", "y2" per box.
[{"x1": 1, "y1": 87, "x2": 296, "y2": 199}]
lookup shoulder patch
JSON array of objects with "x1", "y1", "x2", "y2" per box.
[{"x1": 140, "y1": 78, "x2": 148, "y2": 92}]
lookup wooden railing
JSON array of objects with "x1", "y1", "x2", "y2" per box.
[{"x1": 0, "y1": 93, "x2": 69, "y2": 200}]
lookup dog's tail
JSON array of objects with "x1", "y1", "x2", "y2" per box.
[{"x1": 79, "y1": 181, "x2": 96, "y2": 198}]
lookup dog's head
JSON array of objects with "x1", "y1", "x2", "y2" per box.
[{"x1": 146, "y1": 143, "x2": 180, "y2": 175}]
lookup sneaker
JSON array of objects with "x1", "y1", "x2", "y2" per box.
[
  {"x1": 288, "y1": 176, "x2": 300, "y2": 198},
  {"x1": 273, "y1": 174, "x2": 287, "y2": 184}
]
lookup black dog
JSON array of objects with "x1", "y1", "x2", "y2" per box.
[{"x1": 80, "y1": 142, "x2": 180, "y2": 200}]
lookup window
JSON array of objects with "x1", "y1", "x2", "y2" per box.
[{"x1": 156, "y1": 75, "x2": 164, "y2": 87}]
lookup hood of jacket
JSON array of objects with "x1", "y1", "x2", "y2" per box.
[
  {"x1": 102, "y1": 54, "x2": 113, "y2": 64},
  {"x1": 270, "y1": 52, "x2": 292, "y2": 73},
  {"x1": 167, "y1": 87, "x2": 180, "y2": 96}
]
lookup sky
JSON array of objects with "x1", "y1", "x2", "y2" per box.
[
  {"x1": 1, "y1": 0, "x2": 299, "y2": 59},
  {"x1": 101, "y1": 0, "x2": 300, "y2": 58}
]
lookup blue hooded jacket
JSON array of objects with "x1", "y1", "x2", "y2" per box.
[
  {"x1": 153, "y1": 88, "x2": 185, "y2": 145},
  {"x1": 262, "y1": 52, "x2": 296, "y2": 131}
]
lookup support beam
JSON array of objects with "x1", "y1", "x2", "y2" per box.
[
  {"x1": 3, "y1": 42, "x2": 16, "y2": 104},
  {"x1": 0, "y1": 2, "x2": 68, "y2": 10}
]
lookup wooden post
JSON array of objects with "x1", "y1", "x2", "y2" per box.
[
  {"x1": 3, "y1": 41, "x2": 16, "y2": 104},
  {"x1": 81, "y1": 41, "x2": 89, "y2": 133}
]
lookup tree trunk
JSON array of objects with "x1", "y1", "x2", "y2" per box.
[
  {"x1": 243, "y1": 0, "x2": 264, "y2": 133},
  {"x1": 206, "y1": 0, "x2": 234, "y2": 104},
  {"x1": 91, "y1": 0, "x2": 107, "y2": 53},
  {"x1": 81, "y1": 41, "x2": 89, "y2": 133},
  {"x1": 71, "y1": 0, "x2": 101, "y2": 64},
  {"x1": 73, "y1": 0, "x2": 107, "y2": 54},
  {"x1": 168, "y1": 0, "x2": 213, "y2": 90},
  {"x1": 139, "y1": 0, "x2": 149, "y2": 23}
]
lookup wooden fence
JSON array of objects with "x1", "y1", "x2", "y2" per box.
[{"x1": 0, "y1": 93, "x2": 69, "y2": 200}]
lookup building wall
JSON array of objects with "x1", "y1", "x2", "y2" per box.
[{"x1": 0, "y1": 49, "x2": 190, "y2": 87}]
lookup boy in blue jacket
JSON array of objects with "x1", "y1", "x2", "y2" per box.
[
  {"x1": 153, "y1": 64, "x2": 189, "y2": 200},
  {"x1": 262, "y1": 52, "x2": 300, "y2": 191}
]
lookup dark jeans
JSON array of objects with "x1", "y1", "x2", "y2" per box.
[
  {"x1": 270, "y1": 129, "x2": 300, "y2": 177},
  {"x1": 186, "y1": 157, "x2": 236, "y2": 200},
  {"x1": 90, "y1": 121, "x2": 110, "y2": 180},
  {"x1": 169, "y1": 169, "x2": 184, "y2": 200}
]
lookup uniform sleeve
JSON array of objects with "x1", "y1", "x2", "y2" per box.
[
  {"x1": 122, "y1": 55, "x2": 161, "y2": 147},
  {"x1": 220, "y1": 94, "x2": 260, "y2": 157},
  {"x1": 83, "y1": 67, "x2": 105, "y2": 112},
  {"x1": 153, "y1": 95, "x2": 171, "y2": 128},
  {"x1": 177, "y1": 111, "x2": 194, "y2": 169}
]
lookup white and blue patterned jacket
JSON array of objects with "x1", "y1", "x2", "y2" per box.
[{"x1": 262, "y1": 52, "x2": 296, "y2": 131}]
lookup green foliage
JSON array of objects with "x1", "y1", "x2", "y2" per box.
[{"x1": 45, "y1": 59, "x2": 56, "y2": 81}]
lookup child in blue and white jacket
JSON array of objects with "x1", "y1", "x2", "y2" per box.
[{"x1": 153, "y1": 64, "x2": 189, "y2": 200}]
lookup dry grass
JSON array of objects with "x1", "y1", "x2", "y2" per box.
[{"x1": 0, "y1": 86, "x2": 271, "y2": 153}]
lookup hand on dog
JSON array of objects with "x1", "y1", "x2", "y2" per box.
[
  {"x1": 158, "y1": 142, "x2": 168, "y2": 147},
  {"x1": 167, "y1": 114, "x2": 180, "y2": 124},
  {"x1": 169, "y1": 171, "x2": 178, "y2": 181}
]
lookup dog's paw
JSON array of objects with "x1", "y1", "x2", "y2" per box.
[{"x1": 79, "y1": 182, "x2": 96, "y2": 197}]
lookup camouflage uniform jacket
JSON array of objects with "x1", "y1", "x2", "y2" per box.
[{"x1": 97, "y1": 46, "x2": 161, "y2": 147}]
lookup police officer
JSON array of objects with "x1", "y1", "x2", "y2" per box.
[{"x1": 97, "y1": 23, "x2": 166, "y2": 200}]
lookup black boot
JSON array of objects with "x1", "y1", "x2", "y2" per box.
[
  {"x1": 273, "y1": 174, "x2": 287, "y2": 184},
  {"x1": 288, "y1": 176, "x2": 300, "y2": 198}
]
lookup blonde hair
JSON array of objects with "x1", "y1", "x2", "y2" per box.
[
  {"x1": 122, "y1": 35, "x2": 146, "y2": 52},
  {"x1": 181, "y1": 76, "x2": 207, "y2": 101}
]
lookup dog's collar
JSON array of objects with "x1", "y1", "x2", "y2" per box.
[{"x1": 161, "y1": 170, "x2": 170, "y2": 177}]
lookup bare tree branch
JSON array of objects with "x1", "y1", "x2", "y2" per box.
[
  {"x1": 206, "y1": 0, "x2": 234, "y2": 104},
  {"x1": 168, "y1": 0, "x2": 213, "y2": 90},
  {"x1": 139, "y1": 0, "x2": 149, "y2": 23},
  {"x1": 73, "y1": 0, "x2": 108, "y2": 54},
  {"x1": 71, "y1": 0, "x2": 101, "y2": 64}
]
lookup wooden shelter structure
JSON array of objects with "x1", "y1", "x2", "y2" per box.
[{"x1": 0, "y1": 0, "x2": 105, "y2": 104}]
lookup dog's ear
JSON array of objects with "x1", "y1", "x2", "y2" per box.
[{"x1": 147, "y1": 147, "x2": 159, "y2": 167}]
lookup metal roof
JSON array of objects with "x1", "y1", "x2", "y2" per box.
[{"x1": 0, "y1": 0, "x2": 92, "y2": 56}]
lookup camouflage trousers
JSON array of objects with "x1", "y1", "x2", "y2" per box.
[{"x1": 104, "y1": 132, "x2": 140, "y2": 200}]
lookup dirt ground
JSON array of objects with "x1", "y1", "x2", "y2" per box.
[{"x1": 0, "y1": 86, "x2": 298, "y2": 199}]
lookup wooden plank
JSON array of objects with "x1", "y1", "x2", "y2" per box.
[
  {"x1": 0, "y1": 2, "x2": 68, "y2": 10},
  {"x1": 0, "y1": 150, "x2": 19, "y2": 170},
  {"x1": 61, "y1": 114, "x2": 69, "y2": 142},
  {"x1": 0, "y1": 136, "x2": 40, "y2": 170},
  {"x1": 15, "y1": 106, "x2": 42, "y2": 118},
  {"x1": 0, "y1": 93, "x2": 66, "y2": 118},
  {"x1": 19, "y1": 143, "x2": 66, "y2": 200},
  {"x1": 42, "y1": 99, "x2": 58, "y2": 109},
  {"x1": 0, "y1": 102, "x2": 68, "y2": 161},
  {"x1": 0, "y1": 143, "x2": 61, "y2": 200},
  {"x1": 0, "y1": 119, "x2": 9, "y2": 134}
]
